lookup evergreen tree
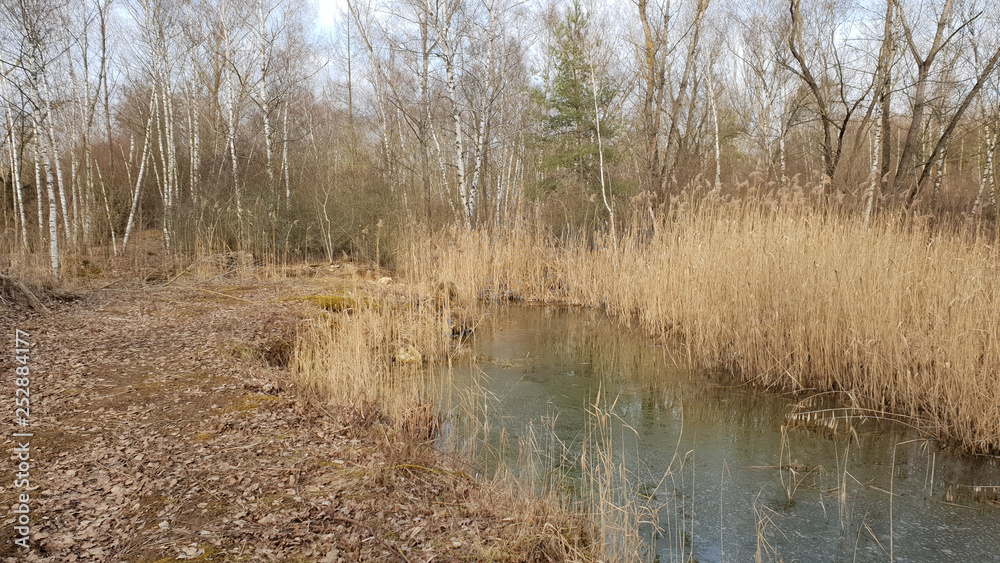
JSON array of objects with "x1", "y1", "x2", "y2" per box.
[{"x1": 533, "y1": 1, "x2": 618, "y2": 196}]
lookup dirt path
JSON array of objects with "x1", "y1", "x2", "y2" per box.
[{"x1": 0, "y1": 271, "x2": 581, "y2": 562}]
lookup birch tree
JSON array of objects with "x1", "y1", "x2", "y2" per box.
[
  {"x1": 0, "y1": 0, "x2": 70, "y2": 277},
  {"x1": 635, "y1": 0, "x2": 709, "y2": 195},
  {"x1": 0, "y1": 73, "x2": 28, "y2": 249},
  {"x1": 127, "y1": 0, "x2": 183, "y2": 251},
  {"x1": 893, "y1": 0, "x2": 1000, "y2": 206}
]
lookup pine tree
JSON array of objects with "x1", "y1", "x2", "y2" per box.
[{"x1": 534, "y1": 1, "x2": 617, "y2": 196}]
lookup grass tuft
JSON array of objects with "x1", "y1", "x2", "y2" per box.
[{"x1": 406, "y1": 199, "x2": 1000, "y2": 453}]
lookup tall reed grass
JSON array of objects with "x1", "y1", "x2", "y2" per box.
[
  {"x1": 405, "y1": 197, "x2": 1000, "y2": 453},
  {"x1": 293, "y1": 288, "x2": 609, "y2": 561},
  {"x1": 294, "y1": 292, "x2": 453, "y2": 431}
]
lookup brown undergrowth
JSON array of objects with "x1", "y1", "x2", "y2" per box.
[
  {"x1": 406, "y1": 197, "x2": 1000, "y2": 454},
  {"x1": 0, "y1": 252, "x2": 598, "y2": 562}
]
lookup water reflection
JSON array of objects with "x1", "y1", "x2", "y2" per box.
[{"x1": 443, "y1": 305, "x2": 1000, "y2": 562}]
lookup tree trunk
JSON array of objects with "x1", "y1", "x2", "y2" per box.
[
  {"x1": 282, "y1": 101, "x2": 291, "y2": 208},
  {"x1": 660, "y1": 0, "x2": 709, "y2": 193},
  {"x1": 904, "y1": 44, "x2": 1000, "y2": 206},
  {"x1": 864, "y1": 103, "x2": 883, "y2": 225},
  {"x1": 38, "y1": 79, "x2": 72, "y2": 249},
  {"x1": 708, "y1": 65, "x2": 721, "y2": 193},
  {"x1": 589, "y1": 56, "x2": 615, "y2": 243},
  {"x1": 890, "y1": 0, "x2": 952, "y2": 199},
  {"x1": 636, "y1": 0, "x2": 667, "y2": 193},
  {"x1": 2, "y1": 76, "x2": 28, "y2": 249},
  {"x1": 122, "y1": 92, "x2": 157, "y2": 252},
  {"x1": 972, "y1": 123, "x2": 996, "y2": 217},
  {"x1": 33, "y1": 119, "x2": 60, "y2": 280}
]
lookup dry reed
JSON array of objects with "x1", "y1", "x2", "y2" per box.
[
  {"x1": 405, "y1": 198, "x2": 1000, "y2": 453},
  {"x1": 581, "y1": 391, "x2": 666, "y2": 562},
  {"x1": 293, "y1": 286, "x2": 603, "y2": 561},
  {"x1": 294, "y1": 291, "x2": 453, "y2": 431}
]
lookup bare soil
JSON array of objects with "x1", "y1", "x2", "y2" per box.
[{"x1": 0, "y1": 266, "x2": 588, "y2": 562}]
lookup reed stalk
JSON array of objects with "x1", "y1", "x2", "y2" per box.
[{"x1": 406, "y1": 197, "x2": 1000, "y2": 453}]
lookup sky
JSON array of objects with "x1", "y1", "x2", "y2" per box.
[{"x1": 315, "y1": 0, "x2": 348, "y2": 31}]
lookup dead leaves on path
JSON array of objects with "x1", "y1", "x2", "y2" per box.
[{"x1": 0, "y1": 276, "x2": 573, "y2": 562}]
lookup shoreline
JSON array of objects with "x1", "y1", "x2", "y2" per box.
[{"x1": 0, "y1": 263, "x2": 597, "y2": 562}]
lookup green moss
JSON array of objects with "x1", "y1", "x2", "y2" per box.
[
  {"x1": 308, "y1": 294, "x2": 354, "y2": 311},
  {"x1": 231, "y1": 345, "x2": 254, "y2": 359},
  {"x1": 224, "y1": 393, "x2": 281, "y2": 415}
]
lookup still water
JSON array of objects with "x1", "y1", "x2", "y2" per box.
[{"x1": 443, "y1": 305, "x2": 1000, "y2": 562}]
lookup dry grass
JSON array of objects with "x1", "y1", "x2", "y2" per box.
[
  {"x1": 294, "y1": 290, "x2": 452, "y2": 430},
  {"x1": 0, "y1": 239, "x2": 605, "y2": 560},
  {"x1": 292, "y1": 280, "x2": 602, "y2": 561},
  {"x1": 581, "y1": 391, "x2": 666, "y2": 562},
  {"x1": 405, "y1": 196, "x2": 1000, "y2": 453}
]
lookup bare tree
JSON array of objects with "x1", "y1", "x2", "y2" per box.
[
  {"x1": 787, "y1": 0, "x2": 876, "y2": 190},
  {"x1": 635, "y1": 0, "x2": 710, "y2": 195},
  {"x1": 0, "y1": 73, "x2": 28, "y2": 248},
  {"x1": 893, "y1": 0, "x2": 1000, "y2": 206},
  {"x1": 121, "y1": 91, "x2": 156, "y2": 252},
  {"x1": 0, "y1": 0, "x2": 73, "y2": 277}
]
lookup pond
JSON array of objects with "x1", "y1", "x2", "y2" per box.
[{"x1": 440, "y1": 305, "x2": 1000, "y2": 562}]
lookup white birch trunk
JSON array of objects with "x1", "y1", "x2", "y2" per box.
[
  {"x1": 708, "y1": 69, "x2": 721, "y2": 193},
  {"x1": 508, "y1": 150, "x2": 522, "y2": 223},
  {"x1": 33, "y1": 119, "x2": 59, "y2": 280},
  {"x1": 7, "y1": 130, "x2": 28, "y2": 248},
  {"x1": 33, "y1": 142, "x2": 44, "y2": 246},
  {"x1": 428, "y1": 110, "x2": 458, "y2": 218},
  {"x1": 495, "y1": 148, "x2": 509, "y2": 229},
  {"x1": 155, "y1": 89, "x2": 174, "y2": 252},
  {"x1": 39, "y1": 79, "x2": 72, "y2": 248},
  {"x1": 864, "y1": 104, "x2": 883, "y2": 225},
  {"x1": 438, "y1": 13, "x2": 471, "y2": 228},
  {"x1": 346, "y1": 1, "x2": 394, "y2": 180},
  {"x1": 70, "y1": 138, "x2": 79, "y2": 244},
  {"x1": 282, "y1": 101, "x2": 291, "y2": 207},
  {"x1": 972, "y1": 123, "x2": 996, "y2": 217},
  {"x1": 469, "y1": 108, "x2": 487, "y2": 223},
  {"x1": 931, "y1": 122, "x2": 946, "y2": 204},
  {"x1": 779, "y1": 131, "x2": 787, "y2": 187},
  {"x1": 122, "y1": 93, "x2": 157, "y2": 252},
  {"x1": 166, "y1": 95, "x2": 177, "y2": 250},
  {"x1": 45, "y1": 151, "x2": 59, "y2": 280},
  {"x1": 589, "y1": 57, "x2": 614, "y2": 241},
  {"x1": 187, "y1": 83, "x2": 201, "y2": 206},
  {"x1": 2, "y1": 76, "x2": 28, "y2": 248},
  {"x1": 256, "y1": 0, "x2": 275, "y2": 191},
  {"x1": 223, "y1": 64, "x2": 244, "y2": 231},
  {"x1": 84, "y1": 146, "x2": 96, "y2": 247}
]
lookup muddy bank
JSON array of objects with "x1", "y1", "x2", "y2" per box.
[{"x1": 0, "y1": 267, "x2": 594, "y2": 562}]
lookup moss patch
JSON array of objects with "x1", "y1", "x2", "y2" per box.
[{"x1": 225, "y1": 393, "x2": 281, "y2": 415}]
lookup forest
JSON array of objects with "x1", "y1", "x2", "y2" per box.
[{"x1": 2, "y1": 0, "x2": 999, "y2": 277}]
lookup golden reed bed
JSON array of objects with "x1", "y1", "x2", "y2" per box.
[{"x1": 405, "y1": 199, "x2": 1000, "y2": 454}]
